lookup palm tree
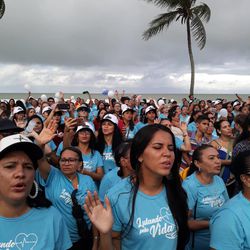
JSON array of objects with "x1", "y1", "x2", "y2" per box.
[
  {"x1": 143, "y1": 0, "x2": 210, "y2": 96},
  {"x1": 0, "y1": 0, "x2": 5, "y2": 19}
]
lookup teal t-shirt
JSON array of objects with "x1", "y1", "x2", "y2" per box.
[
  {"x1": 210, "y1": 192, "x2": 250, "y2": 250},
  {"x1": 107, "y1": 178, "x2": 178, "y2": 250},
  {"x1": 0, "y1": 206, "x2": 72, "y2": 250},
  {"x1": 36, "y1": 167, "x2": 96, "y2": 243},
  {"x1": 102, "y1": 145, "x2": 117, "y2": 174},
  {"x1": 182, "y1": 173, "x2": 229, "y2": 250}
]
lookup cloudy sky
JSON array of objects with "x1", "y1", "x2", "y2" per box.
[{"x1": 0, "y1": 0, "x2": 250, "y2": 94}]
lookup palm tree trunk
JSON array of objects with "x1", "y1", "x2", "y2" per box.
[{"x1": 186, "y1": 19, "x2": 195, "y2": 96}]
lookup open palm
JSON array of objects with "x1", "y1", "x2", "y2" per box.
[{"x1": 84, "y1": 191, "x2": 114, "y2": 234}]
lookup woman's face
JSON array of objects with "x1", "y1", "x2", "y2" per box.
[
  {"x1": 146, "y1": 111, "x2": 156, "y2": 122},
  {"x1": 139, "y1": 130, "x2": 175, "y2": 177},
  {"x1": 98, "y1": 103, "x2": 105, "y2": 110},
  {"x1": 123, "y1": 110, "x2": 133, "y2": 121},
  {"x1": 60, "y1": 150, "x2": 82, "y2": 176},
  {"x1": 0, "y1": 151, "x2": 35, "y2": 206},
  {"x1": 114, "y1": 104, "x2": 121, "y2": 112},
  {"x1": 219, "y1": 120, "x2": 232, "y2": 137},
  {"x1": 206, "y1": 121, "x2": 214, "y2": 135},
  {"x1": 99, "y1": 109, "x2": 107, "y2": 119},
  {"x1": 196, "y1": 147, "x2": 221, "y2": 175},
  {"x1": 77, "y1": 129, "x2": 91, "y2": 144},
  {"x1": 32, "y1": 118, "x2": 43, "y2": 134},
  {"x1": 102, "y1": 121, "x2": 115, "y2": 135},
  {"x1": 27, "y1": 109, "x2": 36, "y2": 118}
]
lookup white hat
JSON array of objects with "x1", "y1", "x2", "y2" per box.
[
  {"x1": 42, "y1": 106, "x2": 52, "y2": 114},
  {"x1": 13, "y1": 106, "x2": 24, "y2": 115},
  {"x1": 121, "y1": 105, "x2": 134, "y2": 114},
  {"x1": 0, "y1": 134, "x2": 43, "y2": 165},
  {"x1": 77, "y1": 104, "x2": 90, "y2": 113},
  {"x1": 145, "y1": 105, "x2": 156, "y2": 115},
  {"x1": 233, "y1": 101, "x2": 240, "y2": 108},
  {"x1": 213, "y1": 100, "x2": 222, "y2": 106},
  {"x1": 218, "y1": 108, "x2": 228, "y2": 118},
  {"x1": 102, "y1": 114, "x2": 118, "y2": 125},
  {"x1": 76, "y1": 122, "x2": 95, "y2": 134}
]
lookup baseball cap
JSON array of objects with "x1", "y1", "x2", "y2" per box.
[
  {"x1": 121, "y1": 105, "x2": 134, "y2": 114},
  {"x1": 213, "y1": 99, "x2": 222, "y2": 106},
  {"x1": 77, "y1": 104, "x2": 90, "y2": 113},
  {"x1": 102, "y1": 114, "x2": 118, "y2": 125},
  {"x1": 76, "y1": 122, "x2": 95, "y2": 134},
  {"x1": 0, "y1": 119, "x2": 24, "y2": 133},
  {"x1": 0, "y1": 134, "x2": 43, "y2": 165},
  {"x1": 145, "y1": 105, "x2": 156, "y2": 115},
  {"x1": 13, "y1": 106, "x2": 25, "y2": 115},
  {"x1": 233, "y1": 101, "x2": 240, "y2": 108},
  {"x1": 42, "y1": 106, "x2": 52, "y2": 114}
]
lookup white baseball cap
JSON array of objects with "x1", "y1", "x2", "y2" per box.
[
  {"x1": 102, "y1": 114, "x2": 118, "y2": 125},
  {"x1": 233, "y1": 101, "x2": 240, "y2": 108},
  {"x1": 76, "y1": 122, "x2": 95, "y2": 134},
  {"x1": 145, "y1": 105, "x2": 156, "y2": 115},
  {"x1": 121, "y1": 105, "x2": 134, "y2": 114},
  {"x1": 0, "y1": 134, "x2": 43, "y2": 166},
  {"x1": 13, "y1": 106, "x2": 25, "y2": 115},
  {"x1": 42, "y1": 106, "x2": 52, "y2": 114}
]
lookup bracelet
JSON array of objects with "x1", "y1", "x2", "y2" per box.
[{"x1": 183, "y1": 133, "x2": 188, "y2": 137}]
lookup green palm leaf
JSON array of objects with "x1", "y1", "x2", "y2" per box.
[
  {"x1": 0, "y1": 0, "x2": 5, "y2": 19},
  {"x1": 190, "y1": 14, "x2": 206, "y2": 49},
  {"x1": 143, "y1": 11, "x2": 179, "y2": 40},
  {"x1": 192, "y1": 3, "x2": 211, "y2": 22}
]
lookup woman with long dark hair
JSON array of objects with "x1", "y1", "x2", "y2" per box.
[
  {"x1": 210, "y1": 150, "x2": 250, "y2": 249},
  {"x1": 183, "y1": 144, "x2": 228, "y2": 250},
  {"x1": 84, "y1": 124, "x2": 189, "y2": 250},
  {"x1": 96, "y1": 113, "x2": 123, "y2": 174}
]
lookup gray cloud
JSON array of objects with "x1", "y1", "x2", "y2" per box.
[{"x1": 0, "y1": 0, "x2": 250, "y2": 94}]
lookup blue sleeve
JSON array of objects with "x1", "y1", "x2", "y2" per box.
[
  {"x1": 95, "y1": 151, "x2": 104, "y2": 168},
  {"x1": 56, "y1": 142, "x2": 63, "y2": 157},
  {"x1": 175, "y1": 137, "x2": 184, "y2": 150},
  {"x1": 48, "y1": 140, "x2": 57, "y2": 151},
  {"x1": 182, "y1": 181, "x2": 197, "y2": 211},
  {"x1": 107, "y1": 193, "x2": 123, "y2": 232},
  {"x1": 52, "y1": 207, "x2": 73, "y2": 249},
  {"x1": 210, "y1": 209, "x2": 244, "y2": 250},
  {"x1": 99, "y1": 176, "x2": 112, "y2": 202}
]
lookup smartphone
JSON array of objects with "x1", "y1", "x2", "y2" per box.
[
  {"x1": 82, "y1": 91, "x2": 89, "y2": 94},
  {"x1": 57, "y1": 103, "x2": 70, "y2": 110}
]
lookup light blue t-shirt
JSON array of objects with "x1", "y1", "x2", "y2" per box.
[
  {"x1": 99, "y1": 168, "x2": 121, "y2": 202},
  {"x1": 102, "y1": 145, "x2": 117, "y2": 174},
  {"x1": 36, "y1": 167, "x2": 96, "y2": 243},
  {"x1": 134, "y1": 122, "x2": 147, "y2": 134},
  {"x1": 175, "y1": 136, "x2": 184, "y2": 150},
  {"x1": 83, "y1": 150, "x2": 103, "y2": 172},
  {"x1": 0, "y1": 206, "x2": 72, "y2": 250},
  {"x1": 107, "y1": 178, "x2": 178, "y2": 250},
  {"x1": 182, "y1": 173, "x2": 229, "y2": 250},
  {"x1": 210, "y1": 192, "x2": 250, "y2": 250},
  {"x1": 187, "y1": 121, "x2": 197, "y2": 132}
]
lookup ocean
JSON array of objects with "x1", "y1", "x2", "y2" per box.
[{"x1": 0, "y1": 92, "x2": 249, "y2": 103}]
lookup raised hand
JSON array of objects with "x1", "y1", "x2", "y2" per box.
[
  {"x1": 33, "y1": 120, "x2": 58, "y2": 146},
  {"x1": 64, "y1": 117, "x2": 78, "y2": 131},
  {"x1": 84, "y1": 191, "x2": 113, "y2": 234}
]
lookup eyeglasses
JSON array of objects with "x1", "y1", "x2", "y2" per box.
[{"x1": 59, "y1": 158, "x2": 79, "y2": 164}]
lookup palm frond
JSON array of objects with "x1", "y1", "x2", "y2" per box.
[
  {"x1": 192, "y1": 3, "x2": 211, "y2": 22},
  {"x1": 143, "y1": 11, "x2": 179, "y2": 40},
  {"x1": 143, "y1": 0, "x2": 180, "y2": 9},
  {"x1": 190, "y1": 14, "x2": 206, "y2": 49},
  {"x1": 0, "y1": 0, "x2": 5, "y2": 19}
]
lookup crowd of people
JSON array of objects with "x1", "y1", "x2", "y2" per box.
[{"x1": 0, "y1": 90, "x2": 250, "y2": 250}]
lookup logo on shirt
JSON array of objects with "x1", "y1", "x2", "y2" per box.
[
  {"x1": 60, "y1": 188, "x2": 73, "y2": 205},
  {"x1": 136, "y1": 207, "x2": 177, "y2": 239},
  {"x1": 103, "y1": 152, "x2": 114, "y2": 161},
  {"x1": 202, "y1": 195, "x2": 225, "y2": 207},
  {"x1": 0, "y1": 233, "x2": 39, "y2": 250}
]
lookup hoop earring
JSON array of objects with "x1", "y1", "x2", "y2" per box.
[{"x1": 29, "y1": 180, "x2": 39, "y2": 199}]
